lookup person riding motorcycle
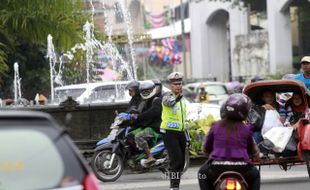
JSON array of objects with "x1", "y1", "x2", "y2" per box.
[
  {"x1": 198, "y1": 93, "x2": 261, "y2": 190},
  {"x1": 125, "y1": 80, "x2": 142, "y2": 112},
  {"x1": 129, "y1": 80, "x2": 162, "y2": 165}
]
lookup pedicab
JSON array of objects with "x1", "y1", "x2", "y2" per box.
[{"x1": 243, "y1": 79, "x2": 310, "y2": 178}]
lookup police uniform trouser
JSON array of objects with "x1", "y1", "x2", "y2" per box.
[{"x1": 162, "y1": 130, "x2": 187, "y2": 188}]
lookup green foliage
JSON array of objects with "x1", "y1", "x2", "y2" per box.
[
  {"x1": 0, "y1": 43, "x2": 8, "y2": 83},
  {"x1": 0, "y1": 0, "x2": 88, "y2": 97},
  {"x1": 0, "y1": 0, "x2": 86, "y2": 49},
  {"x1": 187, "y1": 114, "x2": 218, "y2": 157}
]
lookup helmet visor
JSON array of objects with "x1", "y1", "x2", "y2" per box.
[{"x1": 141, "y1": 88, "x2": 153, "y2": 97}]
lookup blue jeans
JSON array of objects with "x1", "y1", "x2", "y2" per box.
[{"x1": 253, "y1": 131, "x2": 269, "y2": 155}]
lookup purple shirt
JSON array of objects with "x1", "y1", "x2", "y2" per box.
[{"x1": 204, "y1": 121, "x2": 255, "y2": 163}]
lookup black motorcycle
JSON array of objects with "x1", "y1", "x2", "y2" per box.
[{"x1": 90, "y1": 113, "x2": 190, "y2": 182}]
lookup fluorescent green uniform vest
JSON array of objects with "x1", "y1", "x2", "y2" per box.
[{"x1": 160, "y1": 99, "x2": 186, "y2": 132}]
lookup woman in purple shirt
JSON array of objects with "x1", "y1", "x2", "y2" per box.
[{"x1": 198, "y1": 93, "x2": 260, "y2": 190}]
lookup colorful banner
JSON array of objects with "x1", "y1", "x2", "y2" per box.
[{"x1": 148, "y1": 38, "x2": 182, "y2": 67}]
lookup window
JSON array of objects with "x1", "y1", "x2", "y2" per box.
[
  {"x1": 0, "y1": 130, "x2": 64, "y2": 189},
  {"x1": 0, "y1": 121, "x2": 86, "y2": 189},
  {"x1": 55, "y1": 88, "x2": 86, "y2": 102},
  {"x1": 89, "y1": 84, "x2": 127, "y2": 102},
  {"x1": 115, "y1": 2, "x2": 124, "y2": 23},
  {"x1": 204, "y1": 85, "x2": 228, "y2": 96}
]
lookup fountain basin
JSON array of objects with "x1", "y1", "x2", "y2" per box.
[{"x1": 0, "y1": 102, "x2": 128, "y2": 151}]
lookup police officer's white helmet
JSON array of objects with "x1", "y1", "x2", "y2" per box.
[
  {"x1": 139, "y1": 80, "x2": 157, "y2": 100},
  {"x1": 167, "y1": 72, "x2": 184, "y2": 83}
]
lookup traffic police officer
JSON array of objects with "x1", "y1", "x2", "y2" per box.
[{"x1": 160, "y1": 72, "x2": 189, "y2": 190}]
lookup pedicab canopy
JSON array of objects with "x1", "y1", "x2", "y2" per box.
[{"x1": 242, "y1": 80, "x2": 310, "y2": 106}]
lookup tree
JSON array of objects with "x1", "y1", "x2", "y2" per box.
[{"x1": 0, "y1": 0, "x2": 88, "y2": 98}]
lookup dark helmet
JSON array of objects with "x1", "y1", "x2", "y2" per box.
[
  {"x1": 152, "y1": 79, "x2": 162, "y2": 95},
  {"x1": 220, "y1": 93, "x2": 252, "y2": 121},
  {"x1": 126, "y1": 81, "x2": 140, "y2": 91},
  {"x1": 139, "y1": 80, "x2": 156, "y2": 100},
  {"x1": 251, "y1": 76, "x2": 264, "y2": 83}
]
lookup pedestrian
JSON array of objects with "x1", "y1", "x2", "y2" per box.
[
  {"x1": 294, "y1": 56, "x2": 310, "y2": 90},
  {"x1": 160, "y1": 72, "x2": 189, "y2": 190},
  {"x1": 198, "y1": 93, "x2": 260, "y2": 190}
]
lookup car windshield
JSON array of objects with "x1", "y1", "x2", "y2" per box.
[
  {"x1": 204, "y1": 85, "x2": 227, "y2": 95},
  {"x1": 55, "y1": 88, "x2": 86, "y2": 102}
]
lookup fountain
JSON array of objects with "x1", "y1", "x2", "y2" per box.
[
  {"x1": 46, "y1": 35, "x2": 57, "y2": 103},
  {"x1": 45, "y1": 0, "x2": 139, "y2": 105},
  {"x1": 13, "y1": 62, "x2": 22, "y2": 105},
  {"x1": 8, "y1": 0, "x2": 148, "y2": 153},
  {"x1": 42, "y1": 0, "x2": 137, "y2": 142}
]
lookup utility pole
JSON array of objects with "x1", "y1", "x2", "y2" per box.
[{"x1": 180, "y1": 0, "x2": 187, "y2": 82}]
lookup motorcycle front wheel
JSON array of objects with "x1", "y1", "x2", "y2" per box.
[{"x1": 91, "y1": 150, "x2": 124, "y2": 182}]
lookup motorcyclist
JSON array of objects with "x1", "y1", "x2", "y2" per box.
[
  {"x1": 198, "y1": 93, "x2": 261, "y2": 190},
  {"x1": 129, "y1": 80, "x2": 162, "y2": 164},
  {"x1": 125, "y1": 80, "x2": 142, "y2": 112}
]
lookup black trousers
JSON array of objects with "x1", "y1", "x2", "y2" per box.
[
  {"x1": 198, "y1": 161, "x2": 260, "y2": 190},
  {"x1": 162, "y1": 130, "x2": 187, "y2": 188}
]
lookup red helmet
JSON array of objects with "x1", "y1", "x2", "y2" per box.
[{"x1": 221, "y1": 93, "x2": 252, "y2": 120}]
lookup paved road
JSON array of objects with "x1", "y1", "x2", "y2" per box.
[{"x1": 99, "y1": 165, "x2": 309, "y2": 190}]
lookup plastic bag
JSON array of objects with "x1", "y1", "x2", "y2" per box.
[
  {"x1": 263, "y1": 126, "x2": 294, "y2": 153},
  {"x1": 261, "y1": 110, "x2": 284, "y2": 135}
]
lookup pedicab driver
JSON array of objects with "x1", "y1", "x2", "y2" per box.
[{"x1": 160, "y1": 72, "x2": 190, "y2": 190}]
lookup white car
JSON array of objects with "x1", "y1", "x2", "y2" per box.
[
  {"x1": 54, "y1": 81, "x2": 131, "y2": 104},
  {"x1": 183, "y1": 81, "x2": 229, "y2": 105},
  {"x1": 186, "y1": 103, "x2": 221, "y2": 121}
]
